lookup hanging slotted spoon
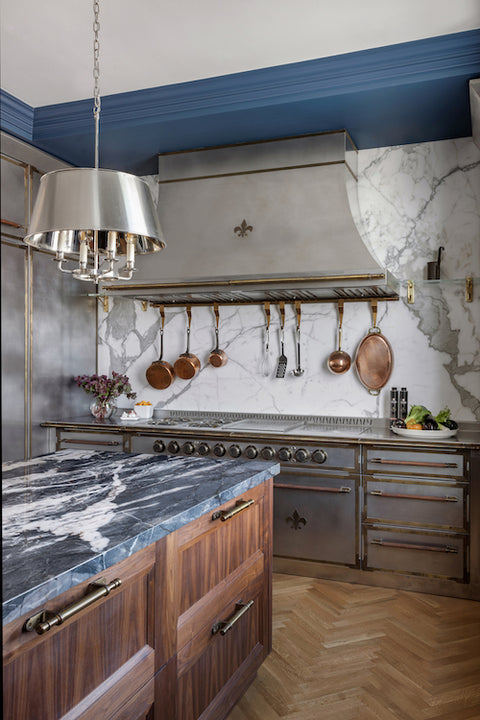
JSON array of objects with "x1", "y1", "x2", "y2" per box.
[{"x1": 276, "y1": 301, "x2": 287, "y2": 378}]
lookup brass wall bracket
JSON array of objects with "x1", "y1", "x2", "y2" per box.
[
  {"x1": 466, "y1": 277, "x2": 473, "y2": 302},
  {"x1": 407, "y1": 280, "x2": 415, "y2": 304},
  {"x1": 141, "y1": 300, "x2": 149, "y2": 311},
  {"x1": 97, "y1": 295, "x2": 109, "y2": 313}
]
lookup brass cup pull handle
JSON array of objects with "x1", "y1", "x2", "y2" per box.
[
  {"x1": 370, "y1": 539, "x2": 458, "y2": 554},
  {"x1": 369, "y1": 490, "x2": 458, "y2": 502},
  {"x1": 212, "y1": 600, "x2": 254, "y2": 636},
  {"x1": 212, "y1": 498, "x2": 254, "y2": 522},
  {"x1": 24, "y1": 578, "x2": 122, "y2": 634}
]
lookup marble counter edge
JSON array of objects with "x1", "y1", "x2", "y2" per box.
[{"x1": 3, "y1": 461, "x2": 279, "y2": 626}]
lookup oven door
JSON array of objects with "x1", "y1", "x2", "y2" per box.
[{"x1": 273, "y1": 468, "x2": 358, "y2": 567}]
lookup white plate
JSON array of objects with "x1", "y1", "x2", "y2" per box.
[
  {"x1": 119, "y1": 415, "x2": 140, "y2": 422},
  {"x1": 391, "y1": 427, "x2": 457, "y2": 439}
]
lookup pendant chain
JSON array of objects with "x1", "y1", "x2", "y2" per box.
[{"x1": 93, "y1": 0, "x2": 101, "y2": 169}]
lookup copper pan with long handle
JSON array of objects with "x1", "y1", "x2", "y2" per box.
[
  {"x1": 146, "y1": 305, "x2": 175, "y2": 389},
  {"x1": 355, "y1": 300, "x2": 393, "y2": 395},
  {"x1": 174, "y1": 306, "x2": 201, "y2": 379},
  {"x1": 208, "y1": 303, "x2": 228, "y2": 367}
]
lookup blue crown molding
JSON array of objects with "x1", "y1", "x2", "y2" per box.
[
  {"x1": 0, "y1": 90, "x2": 34, "y2": 141},
  {"x1": 32, "y1": 30, "x2": 480, "y2": 139}
]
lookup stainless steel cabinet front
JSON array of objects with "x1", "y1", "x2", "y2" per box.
[
  {"x1": 273, "y1": 472, "x2": 358, "y2": 567},
  {"x1": 364, "y1": 526, "x2": 467, "y2": 581},
  {"x1": 364, "y1": 477, "x2": 468, "y2": 531}
]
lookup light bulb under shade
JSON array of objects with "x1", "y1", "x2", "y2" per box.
[{"x1": 24, "y1": 168, "x2": 166, "y2": 256}]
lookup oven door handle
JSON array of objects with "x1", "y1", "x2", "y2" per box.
[{"x1": 274, "y1": 483, "x2": 351, "y2": 493}]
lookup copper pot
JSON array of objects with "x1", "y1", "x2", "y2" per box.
[
  {"x1": 327, "y1": 300, "x2": 351, "y2": 374},
  {"x1": 174, "y1": 306, "x2": 201, "y2": 380},
  {"x1": 208, "y1": 303, "x2": 228, "y2": 368},
  {"x1": 146, "y1": 306, "x2": 175, "y2": 389}
]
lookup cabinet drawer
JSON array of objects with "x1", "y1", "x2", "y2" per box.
[
  {"x1": 364, "y1": 527, "x2": 467, "y2": 581},
  {"x1": 273, "y1": 476, "x2": 357, "y2": 566},
  {"x1": 364, "y1": 478, "x2": 468, "y2": 531},
  {"x1": 365, "y1": 447, "x2": 465, "y2": 479},
  {"x1": 56, "y1": 429, "x2": 126, "y2": 452},
  {"x1": 175, "y1": 483, "x2": 265, "y2": 615},
  {"x1": 177, "y1": 577, "x2": 265, "y2": 720},
  {"x1": 3, "y1": 547, "x2": 156, "y2": 720}
]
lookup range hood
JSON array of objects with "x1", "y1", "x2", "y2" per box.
[{"x1": 103, "y1": 130, "x2": 398, "y2": 305}]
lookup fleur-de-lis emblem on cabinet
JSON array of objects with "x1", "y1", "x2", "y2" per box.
[
  {"x1": 234, "y1": 219, "x2": 253, "y2": 238},
  {"x1": 287, "y1": 509, "x2": 307, "y2": 530}
]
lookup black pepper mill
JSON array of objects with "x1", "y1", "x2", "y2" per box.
[
  {"x1": 390, "y1": 387, "x2": 399, "y2": 423},
  {"x1": 400, "y1": 387, "x2": 408, "y2": 420}
]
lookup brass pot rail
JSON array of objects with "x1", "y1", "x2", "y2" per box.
[
  {"x1": 24, "y1": 577, "x2": 122, "y2": 634},
  {"x1": 212, "y1": 600, "x2": 254, "y2": 636},
  {"x1": 370, "y1": 539, "x2": 458, "y2": 554},
  {"x1": 370, "y1": 458, "x2": 458, "y2": 468},
  {"x1": 369, "y1": 490, "x2": 458, "y2": 502},
  {"x1": 275, "y1": 483, "x2": 351, "y2": 493},
  {"x1": 212, "y1": 498, "x2": 254, "y2": 522}
]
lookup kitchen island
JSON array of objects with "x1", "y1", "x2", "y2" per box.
[{"x1": 3, "y1": 450, "x2": 279, "y2": 720}]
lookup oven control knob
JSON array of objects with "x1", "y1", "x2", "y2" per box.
[
  {"x1": 277, "y1": 447, "x2": 292, "y2": 462},
  {"x1": 213, "y1": 443, "x2": 226, "y2": 457},
  {"x1": 229, "y1": 444, "x2": 242, "y2": 458},
  {"x1": 312, "y1": 449, "x2": 327, "y2": 464},
  {"x1": 197, "y1": 443, "x2": 210, "y2": 456},
  {"x1": 295, "y1": 448, "x2": 310, "y2": 463},
  {"x1": 167, "y1": 441, "x2": 180, "y2": 454},
  {"x1": 182, "y1": 442, "x2": 195, "y2": 455},
  {"x1": 153, "y1": 440, "x2": 165, "y2": 453},
  {"x1": 245, "y1": 445, "x2": 258, "y2": 459},
  {"x1": 261, "y1": 447, "x2": 275, "y2": 460}
]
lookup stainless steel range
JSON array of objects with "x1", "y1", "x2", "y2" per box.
[{"x1": 139, "y1": 411, "x2": 366, "y2": 569}]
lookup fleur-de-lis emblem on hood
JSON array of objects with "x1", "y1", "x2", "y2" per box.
[{"x1": 234, "y1": 219, "x2": 253, "y2": 237}]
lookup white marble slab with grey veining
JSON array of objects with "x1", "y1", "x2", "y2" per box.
[{"x1": 2, "y1": 449, "x2": 279, "y2": 625}]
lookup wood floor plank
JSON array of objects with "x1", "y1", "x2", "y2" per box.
[{"x1": 227, "y1": 574, "x2": 480, "y2": 720}]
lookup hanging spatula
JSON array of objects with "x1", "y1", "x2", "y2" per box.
[{"x1": 276, "y1": 301, "x2": 287, "y2": 378}]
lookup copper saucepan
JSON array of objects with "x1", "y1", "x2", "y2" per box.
[
  {"x1": 146, "y1": 305, "x2": 175, "y2": 389},
  {"x1": 174, "y1": 306, "x2": 201, "y2": 379},
  {"x1": 355, "y1": 300, "x2": 393, "y2": 395},
  {"x1": 208, "y1": 303, "x2": 228, "y2": 367}
]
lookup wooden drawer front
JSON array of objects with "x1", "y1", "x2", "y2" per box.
[
  {"x1": 365, "y1": 448, "x2": 465, "y2": 479},
  {"x1": 176, "y1": 484, "x2": 265, "y2": 615},
  {"x1": 3, "y1": 548, "x2": 155, "y2": 720},
  {"x1": 364, "y1": 527, "x2": 467, "y2": 581},
  {"x1": 273, "y1": 477, "x2": 357, "y2": 566},
  {"x1": 177, "y1": 581, "x2": 265, "y2": 720},
  {"x1": 364, "y1": 479, "x2": 468, "y2": 531},
  {"x1": 57, "y1": 430, "x2": 126, "y2": 452}
]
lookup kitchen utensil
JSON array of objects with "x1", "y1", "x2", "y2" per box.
[
  {"x1": 292, "y1": 300, "x2": 304, "y2": 376},
  {"x1": 427, "y1": 246, "x2": 444, "y2": 279},
  {"x1": 208, "y1": 303, "x2": 228, "y2": 367},
  {"x1": 261, "y1": 302, "x2": 271, "y2": 377},
  {"x1": 173, "y1": 306, "x2": 201, "y2": 379},
  {"x1": 146, "y1": 305, "x2": 175, "y2": 389},
  {"x1": 355, "y1": 300, "x2": 393, "y2": 395},
  {"x1": 275, "y1": 301, "x2": 287, "y2": 378},
  {"x1": 327, "y1": 300, "x2": 352, "y2": 374}
]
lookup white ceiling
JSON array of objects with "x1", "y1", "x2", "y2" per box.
[{"x1": 1, "y1": 0, "x2": 479, "y2": 108}]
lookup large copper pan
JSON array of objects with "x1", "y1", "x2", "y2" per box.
[
  {"x1": 146, "y1": 305, "x2": 175, "y2": 389},
  {"x1": 174, "y1": 306, "x2": 201, "y2": 380},
  {"x1": 355, "y1": 300, "x2": 393, "y2": 395}
]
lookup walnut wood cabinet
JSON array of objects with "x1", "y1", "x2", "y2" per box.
[{"x1": 3, "y1": 478, "x2": 272, "y2": 720}]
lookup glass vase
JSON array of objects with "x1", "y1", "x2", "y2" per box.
[{"x1": 90, "y1": 398, "x2": 114, "y2": 420}]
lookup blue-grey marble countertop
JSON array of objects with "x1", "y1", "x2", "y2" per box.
[{"x1": 2, "y1": 450, "x2": 279, "y2": 626}]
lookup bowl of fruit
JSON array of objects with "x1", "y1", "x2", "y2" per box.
[{"x1": 391, "y1": 405, "x2": 458, "y2": 438}]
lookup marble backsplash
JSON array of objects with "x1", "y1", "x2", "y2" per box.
[{"x1": 98, "y1": 138, "x2": 480, "y2": 421}]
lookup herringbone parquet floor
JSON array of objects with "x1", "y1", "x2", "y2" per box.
[{"x1": 228, "y1": 574, "x2": 480, "y2": 720}]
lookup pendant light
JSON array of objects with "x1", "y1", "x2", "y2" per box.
[{"x1": 23, "y1": 0, "x2": 165, "y2": 282}]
